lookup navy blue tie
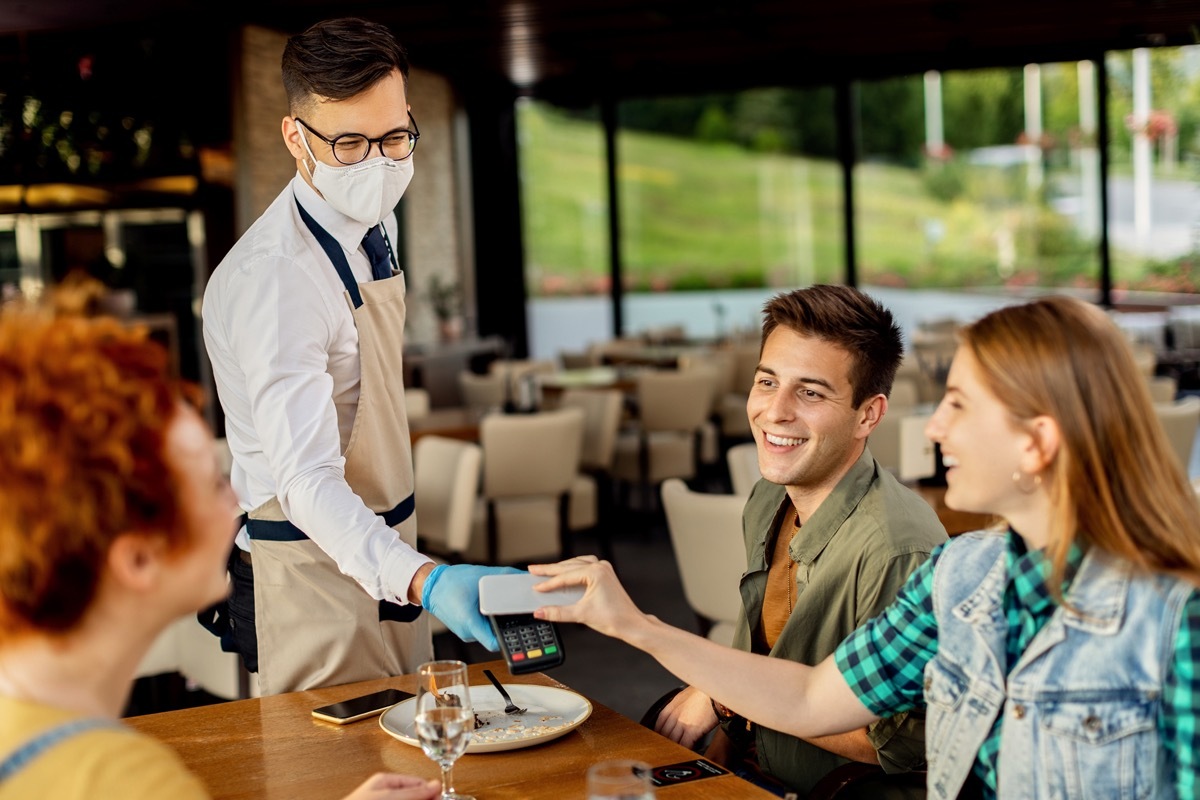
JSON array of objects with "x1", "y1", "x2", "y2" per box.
[{"x1": 362, "y1": 226, "x2": 392, "y2": 281}]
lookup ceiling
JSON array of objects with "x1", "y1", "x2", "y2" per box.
[{"x1": 2, "y1": 0, "x2": 1199, "y2": 102}]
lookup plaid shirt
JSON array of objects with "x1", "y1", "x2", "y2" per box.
[{"x1": 835, "y1": 529, "x2": 1200, "y2": 798}]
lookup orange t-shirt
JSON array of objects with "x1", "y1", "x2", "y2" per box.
[{"x1": 760, "y1": 507, "x2": 800, "y2": 650}]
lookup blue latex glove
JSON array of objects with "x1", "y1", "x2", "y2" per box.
[{"x1": 421, "y1": 563, "x2": 525, "y2": 650}]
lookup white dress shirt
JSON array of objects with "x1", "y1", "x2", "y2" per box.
[{"x1": 202, "y1": 174, "x2": 432, "y2": 605}]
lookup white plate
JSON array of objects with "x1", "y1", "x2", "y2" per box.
[{"x1": 379, "y1": 683, "x2": 592, "y2": 754}]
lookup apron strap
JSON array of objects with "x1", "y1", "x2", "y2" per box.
[
  {"x1": 244, "y1": 497, "x2": 421, "y2": 624},
  {"x1": 294, "y1": 194, "x2": 364, "y2": 308},
  {"x1": 0, "y1": 717, "x2": 126, "y2": 783},
  {"x1": 244, "y1": 494, "x2": 414, "y2": 541}
]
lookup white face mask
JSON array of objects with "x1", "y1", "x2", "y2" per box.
[{"x1": 299, "y1": 127, "x2": 414, "y2": 227}]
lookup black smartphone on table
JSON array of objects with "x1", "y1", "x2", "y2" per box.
[{"x1": 311, "y1": 688, "x2": 414, "y2": 724}]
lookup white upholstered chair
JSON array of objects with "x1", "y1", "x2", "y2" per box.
[
  {"x1": 660, "y1": 478, "x2": 747, "y2": 646},
  {"x1": 413, "y1": 435, "x2": 484, "y2": 641},
  {"x1": 1154, "y1": 396, "x2": 1200, "y2": 473},
  {"x1": 469, "y1": 407, "x2": 587, "y2": 565},
  {"x1": 557, "y1": 388, "x2": 624, "y2": 562},
  {"x1": 612, "y1": 369, "x2": 717, "y2": 506},
  {"x1": 458, "y1": 369, "x2": 507, "y2": 414},
  {"x1": 726, "y1": 441, "x2": 761, "y2": 497}
]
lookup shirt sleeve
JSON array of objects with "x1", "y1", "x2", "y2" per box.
[
  {"x1": 835, "y1": 545, "x2": 945, "y2": 717},
  {"x1": 223, "y1": 253, "x2": 429, "y2": 604},
  {"x1": 1163, "y1": 590, "x2": 1200, "y2": 797}
]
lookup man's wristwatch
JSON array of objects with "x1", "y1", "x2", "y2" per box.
[{"x1": 711, "y1": 698, "x2": 737, "y2": 722}]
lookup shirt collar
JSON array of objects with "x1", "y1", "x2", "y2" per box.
[
  {"x1": 291, "y1": 173, "x2": 373, "y2": 255},
  {"x1": 1005, "y1": 528, "x2": 1084, "y2": 614},
  {"x1": 789, "y1": 445, "x2": 874, "y2": 564}
]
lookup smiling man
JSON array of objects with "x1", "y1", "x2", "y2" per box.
[{"x1": 653, "y1": 285, "x2": 947, "y2": 797}]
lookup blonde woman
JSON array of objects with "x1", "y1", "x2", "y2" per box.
[
  {"x1": 533, "y1": 295, "x2": 1200, "y2": 799},
  {"x1": 0, "y1": 308, "x2": 438, "y2": 800}
]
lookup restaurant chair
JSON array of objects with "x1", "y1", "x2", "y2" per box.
[
  {"x1": 1147, "y1": 374, "x2": 1178, "y2": 404},
  {"x1": 1153, "y1": 396, "x2": 1200, "y2": 472},
  {"x1": 470, "y1": 407, "x2": 587, "y2": 565},
  {"x1": 558, "y1": 349, "x2": 599, "y2": 370},
  {"x1": 889, "y1": 376, "x2": 920, "y2": 413},
  {"x1": 717, "y1": 342, "x2": 759, "y2": 440},
  {"x1": 660, "y1": 478, "x2": 746, "y2": 645},
  {"x1": 870, "y1": 411, "x2": 937, "y2": 483},
  {"x1": 458, "y1": 369, "x2": 507, "y2": 414},
  {"x1": 558, "y1": 388, "x2": 625, "y2": 563},
  {"x1": 137, "y1": 437, "x2": 249, "y2": 700},
  {"x1": 404, "y1": 386, "x2": 431, "y2": 421},
  {"x1": 611, "y1": 368, "x2": 717, "y2": 510},
  {"x1": 726, "y1": 441, "x2": 761, "y2": 497},
  {"x1": 413, "y1": 435, "x2": 483, "y2": 653}
]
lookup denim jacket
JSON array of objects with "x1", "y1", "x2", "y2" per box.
[{"x1": 926, "y1": 531, "x2": 1192, "y2": 800}]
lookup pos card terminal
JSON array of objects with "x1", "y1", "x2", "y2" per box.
[{"x1": 478, "y1": 573, "x2": 583, "y2": 674}]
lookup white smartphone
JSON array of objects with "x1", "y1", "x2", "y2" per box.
[
  {"x1": 478, "y1": 572, "x2": 585, "y2": 616},
  {"x1": 311, "y1": 688, "x2": 413, "y2": 725}
]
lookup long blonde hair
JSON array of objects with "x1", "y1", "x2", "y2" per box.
[{"x1": 962, "y1": 296, "x2": 1200, "y2": 588}]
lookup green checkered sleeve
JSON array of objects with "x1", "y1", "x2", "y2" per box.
[
  {"x1": 835, "y1": 545, "x2": 945, "y2": 717},
  {"x1": 1163, "y1": 590, "x2": 1200, "y2": 796}
]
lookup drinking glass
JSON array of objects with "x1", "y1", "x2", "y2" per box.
[
  {"x1": 414, "y1": 659, "x2": 476, "y2": 800},
  {"x1": 586, "y1": 759, "x2": 654, "y2": 799}
]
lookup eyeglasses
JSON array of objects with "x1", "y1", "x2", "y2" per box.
[{"x1": 295, "y1": 114, "x2": 420, "y2": 165}]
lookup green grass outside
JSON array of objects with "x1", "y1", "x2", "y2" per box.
[{"x1": 518, "y1": 103, "x2": 1181, "y2": 297}]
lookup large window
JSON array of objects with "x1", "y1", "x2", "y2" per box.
[
  {"x1": 616, "y1": 89, "x2": 843, "y2": 339},
  {"x1": 856, "y1": 63, "x2": 1101, "y2": 303},
  {"x1": 1105, "y1": 46, "x2": 1200, "y2": 299}
]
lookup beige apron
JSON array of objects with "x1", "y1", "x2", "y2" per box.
[{"x1": 247, "y1": 210, "x2": 431, "y2": 695}]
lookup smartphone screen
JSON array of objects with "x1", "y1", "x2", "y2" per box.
[{"x1": 311, "y1": 688, "x2": 413, "y2": 724}]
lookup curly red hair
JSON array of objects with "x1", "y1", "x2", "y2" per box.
[{"x1": 0, "y1": 305, "x2": 192, "y2": 639}]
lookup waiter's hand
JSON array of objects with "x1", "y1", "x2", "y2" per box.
[{"x1": 420, "y1": 563, "x2": 525, "y2": 650}]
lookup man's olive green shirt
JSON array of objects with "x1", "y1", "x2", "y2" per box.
[{"x1": 728, "y1": 445, "x2": 947, "y2": 794}]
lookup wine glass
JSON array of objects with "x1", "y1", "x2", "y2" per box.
[{"x1": 413, "y1": 660, "x2": 476, "y2": 800}]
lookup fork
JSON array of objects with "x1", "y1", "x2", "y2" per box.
[{"x1": 483, "y1": 668, "x2": 527, "y2": 715}]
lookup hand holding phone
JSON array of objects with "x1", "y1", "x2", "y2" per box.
[
  {"x1": 478, "y1": 572, "x2": 584, "y2": 616},
  {"x1": 311, "y1": 688, "x2": 413, "y2": 725}
]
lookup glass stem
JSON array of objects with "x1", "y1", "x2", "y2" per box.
[{"x1": 441, "y1": 762, "x2": 455, "y2": 796}]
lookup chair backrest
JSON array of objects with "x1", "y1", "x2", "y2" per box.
[
  {"x1": 660, "y1": 478, "x2": 747, "y2": 627},
  {"x1": 458, "y1": 369, "x2": 507, "y2": 412},
  {"x1": 1154, "y1": 396, "x2": 1200, "y2": 472},
  {"x1": 558, "y1": 388, "x2": 624, "y2": 472},
  {"x1": 1147, "y1": 375, "x2": 1178, "y2": 404},
  {"x1": 636, "y1": 369, "x2": 715, "y2": 432},
  {"x1": 870, "y1": 411, "x2": 935, "y2": 482},
  {"x1": 480, "y1": 407, "x2": 585, "y2": 499},
  {"x1": 888, "y1": 377, "x2": 920, "y2": 413},
  {"x1": 404, "y1": 387, "x2": 431, "y2": 421},
  {"x1": 726, "y1": 441, "x2": 761, "y2": 496},
  {"x1": 414, "y1": 435, "x2": 483, "y2": 555},
  {"x1": 729, "y1": 342, "x2": 761, "y2": 397}
]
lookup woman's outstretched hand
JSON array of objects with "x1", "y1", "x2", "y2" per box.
[{"x1": 528, "y1": 556, "x2": 653, "y2": 641}]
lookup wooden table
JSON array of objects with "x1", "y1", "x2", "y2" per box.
[{"x1": 127, "y1": 660, "x2": 773, "y2": 799}]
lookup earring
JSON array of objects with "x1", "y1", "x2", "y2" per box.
[{"x1": 1012, "y1": 470, "x2": 1042, "y2": 494}]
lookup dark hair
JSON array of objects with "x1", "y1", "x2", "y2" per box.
[
  {"x1": 282, "y1": 17, "x2": 410, "y2": 115},
  {"x1": 761, "y1": 285, "x2": 903, "y2": 407}
]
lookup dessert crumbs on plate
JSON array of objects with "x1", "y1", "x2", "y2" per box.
[{"x1": 470, "y1": 710, "x2": 573, "y2": 744}]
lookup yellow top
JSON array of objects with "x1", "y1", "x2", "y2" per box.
[{"x1": 0, "y1": 695, "x2": 208, "y2": 799}]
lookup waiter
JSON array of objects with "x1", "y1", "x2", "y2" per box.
[{"x1": 201, "y1": 16, "x2": 518, "y2": 695}]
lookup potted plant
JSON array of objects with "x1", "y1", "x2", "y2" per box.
[{"x1": 429, "y1": 273, "x2": 463, "y2": 343}]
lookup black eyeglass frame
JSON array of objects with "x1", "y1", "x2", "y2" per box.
[{"x1": 294, "y1": 114, "x2": 420, "y2": 165}]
